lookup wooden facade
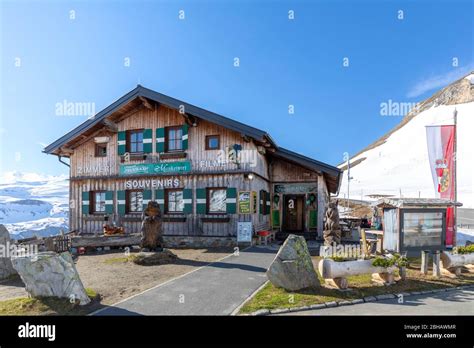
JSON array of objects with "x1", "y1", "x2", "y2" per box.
[{"x1": 45, "y1": 86, "x2": 341, "y2": 247}]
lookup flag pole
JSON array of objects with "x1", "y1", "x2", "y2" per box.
[{"x1": 454, "y1": 107, "x2": 458, "y2": 246}]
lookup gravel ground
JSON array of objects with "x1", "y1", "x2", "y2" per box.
[{"x1": 0, "y1": 247, "x2": 233, "y2": 305}]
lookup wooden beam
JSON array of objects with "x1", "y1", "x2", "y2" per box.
[
  {"x1": 241, "y1": 134, "x2": 251, "y2": 142},
  {"x1": 139, "y1": 96, "x2": 154, "y2": 110},
  {"x1": 102, "y1": 119, "x2": 118, "y2": 133},
  {"x1": 182, "y1": 113, "x2": 197, "y2": 127},
  {"x1": 113, "y1": 104, "x2": 146, "y2": 123},
  {"x1": 70, "y1": 127, "x2": 112, "y2": 149}
]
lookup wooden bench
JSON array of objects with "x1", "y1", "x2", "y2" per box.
[{"x1": 256, "y1": 231, "x2": 276, "y2": 245}]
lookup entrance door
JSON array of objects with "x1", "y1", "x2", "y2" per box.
[{"x1": 283, "y1": 195, "x2": 304, "y2": 231}]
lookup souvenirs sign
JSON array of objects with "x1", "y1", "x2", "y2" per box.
[
  {"x1": 119, "y1": 161, "x2": 191, "y2": 176},
  {"x1": 125, "y1": 178, "x2": 180, "y2": 189}
]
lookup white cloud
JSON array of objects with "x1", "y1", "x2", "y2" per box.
[{"x1": 407, "y1": 64, "x2": 474, "y2": 98}]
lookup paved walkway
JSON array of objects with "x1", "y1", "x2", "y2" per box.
[
  {"x1": 94, "y1": 246, "x2": 276, "y2": 315},
  {"x1": 280, "y1": 288, "x2": 474, "y2": 315}
]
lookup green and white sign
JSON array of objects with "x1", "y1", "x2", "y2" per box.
[{"x1": 119, "y1": 161, "x2": 191, "y2": 176}]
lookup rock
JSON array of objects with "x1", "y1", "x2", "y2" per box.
[
  {"x1": 0, "y1": 224, "x2": 17, "y2": 280},
  {"x1": 11, "y1": 251, "x2": 91, "y2": 305},
  {"x1": 266, "y1": 234, "x2": 320, "y2": 291},
  {"x1": 132, "y1": 249, "x2": 177, "y2": 266}
]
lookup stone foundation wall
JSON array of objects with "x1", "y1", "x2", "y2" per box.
[{"x1": 163, "y1": 236, "x2": 237, "y2": 248}]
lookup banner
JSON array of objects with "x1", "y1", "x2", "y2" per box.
[
  {"x1": 426, "y1": 125, "x2": 455, "y2": 246},
  {"x1": 119, "y1": 161, "x2": 191, "y2": 176}
]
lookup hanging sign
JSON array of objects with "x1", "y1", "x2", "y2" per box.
[
  {"x1": 238, "y1": 191, "x2": 251, "y2": 214},
  {"x1": 119, "y1": 161, "x2": 191, "y2": 176},
  {"x1": 274, "y1": 183, "x2": 317, "y2": 194}
]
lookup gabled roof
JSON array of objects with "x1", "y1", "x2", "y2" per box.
[
  {"x1": 44, "y1": 85, "x2": 342, "y2": 193},
  {"x1": 43, "y1": 85, "x2": 274, "y2": 155}
]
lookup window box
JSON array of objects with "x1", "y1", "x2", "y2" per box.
[
  {"x1": 163, "y1": 215, "x2": 187, "y2": 222},
  {"x1": 120, "y1": 153, "x2": 147, "y2": 162},
  {"x1": 160, "y1": 152, "x2": 187, "y2": 160},
  {"x1": 83, "y1": 215, "x2": 108, "y2": 222},
  {"x1": 201, "y1": 216, "x2": 230, "y2": 223}
]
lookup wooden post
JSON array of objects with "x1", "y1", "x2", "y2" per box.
[
  {"x1": 421, "y1": 250, "x2": 429, "y2": 275},
  {"x1": 399, "y1": 266, "x2": 407, "y2": 281},
  {"x1": 360, "y1": 228, "x2": 369, "y2": 257},
  {"x1": 433, "y1": 251, "x2": 441, "y2": 277}
]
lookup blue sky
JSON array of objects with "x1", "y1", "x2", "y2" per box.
[{"x1": 1, "y1": 0, "x2": 472, "y2": 176}]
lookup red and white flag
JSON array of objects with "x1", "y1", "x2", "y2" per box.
[{"x1": 426, "y1": 125, "x2": 456, "y2": 246}]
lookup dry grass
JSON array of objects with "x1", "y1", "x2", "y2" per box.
[{"x1": 0, "y1": 288, "x2": 99, "y2": 316}]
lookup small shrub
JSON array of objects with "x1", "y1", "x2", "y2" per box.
[
  {"x1": 454, "y1": 244, "x2": 474, "y2": 255},
  {"x1": 371, "y1": 253, "x2": 408, "y2": 268}
]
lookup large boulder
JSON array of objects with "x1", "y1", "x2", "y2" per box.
[
  {"x1": 266, "y1": 234, "x2": 320, "y2": 291},
  {"x1": 11, "y1": 251, "x2": 91, "y2": 305},
  {"x1": 0, "y1": 224, "x2": 17, "y2": 280}
]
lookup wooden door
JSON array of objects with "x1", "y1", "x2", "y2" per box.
[{"x1": 283, "y1": 195, "x2": 304, "y2": 231}]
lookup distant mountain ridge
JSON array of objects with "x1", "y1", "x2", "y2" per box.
[
  {"x1": 338, "y1": 72, "x2": 474, "y2": 209},
  {"x1": 0, "y1": 172, "x2": 69, "y2": 239}
]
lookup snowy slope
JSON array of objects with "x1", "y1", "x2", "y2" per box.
[
  {"x1": 0, "y1": 172, "x2": 69, "y2": 239},
  {"x1": 338, "y1": 75, "x2": 474, "y2": 209}
]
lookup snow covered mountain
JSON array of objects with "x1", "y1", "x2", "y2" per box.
[
  {"x1": 338, "y1": 73, "x2": 474, "y2": 209},
  {"x1": 0, "y1": 172, "x2": 69, "y2": 239}
]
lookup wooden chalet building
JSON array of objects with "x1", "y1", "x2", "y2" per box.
[{"x1": 44, "y1": 85, "x2": 342, "y2": 247}]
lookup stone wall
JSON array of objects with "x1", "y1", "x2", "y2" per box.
[{"x1": 163, "y1": 236, "x2": 237, "y2": 248}]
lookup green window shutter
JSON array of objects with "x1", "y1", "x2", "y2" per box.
[
  {"x1": 142, "y1": 190, "x2": 152, "y2": 211},
  {"x1": 259, "y1": 190, "x2": 264, "y2": 215},
  {"x1": 183, "y1": 188, "x2": 193, "y2": 214},
  {"x1": 272, "y1": 210, "x2": 280, "y2": 228},
  {"x1": 196, "y1": 188, "x2": 206, "y2": 214},
  {"x1": 105, "y1": 191, "x2": 114, "y2": 214},
  {"x1": 117, "y1": 191, "x2": 126, "y2": 215},
  {"x1": 118, "y1": 131, "x2": 126, "y2": 155},
  {"x1": 143, "y1": 129, "x2": 153, "y2": 153},
  {"x1": 182, "y1": 124, "x2": 189, "y2": 150},
  {"x1": 156, "y1": 128, "x2": 165, "y2": 153},
  {"x1": 226, "y1": 188, "x2": 237, "y2": 214},
  {"x1": 309, "y1": 210, "x2": 318, "y2": 229},
  {"x1": 155, "y1": 189, "x2": 165, "y2": 212},
  {"x1": 82, "y1": 191, "x2": 90, "y2": 215},
  {"x1": 265, "y1": 191, "x2": 271, "y2": 215}
]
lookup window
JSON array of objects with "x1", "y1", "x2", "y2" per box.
[
  {"x1": 166, "y1": 189, "x2": 184, "y2": 213},
  {"x1": 95, "y1": 143, "x2": 107, "y2": 157},
  {"x1": 127, "y1": 190, "x2": 143, "y2": 213},
  {"x1": 205, "y1": 135, "x2": 220, "y2": 150},
  {"x1": 207, "y1": 188, "x2": 226, "y2": 214},
  {"x1": 92, "y1": 191, "x2": 106, "y2": 213},
  {"x1": 402, "y1": 211, "x2": 444, "y2": 248},
  {"x1": 127, "y1": 130, "x2": 144, "y2": 153},
  {"x1": 166, "y1": 126, "x2": 183, "y2": 152}
]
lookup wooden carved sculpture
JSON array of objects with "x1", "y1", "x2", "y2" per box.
[
  {"x1": 140, "y1": 201, "x2": 164, "y2": 251},
  {"x1": 323, "y1": 200, "x2": 342, "y2": 246}
]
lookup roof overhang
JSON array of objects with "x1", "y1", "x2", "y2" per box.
[
  {"x1": 271, "y1": 147, "x2": 342, "y2": 194},
  {"x1": 44, "y1": 85, "x2": 276, "y2": 156}
]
